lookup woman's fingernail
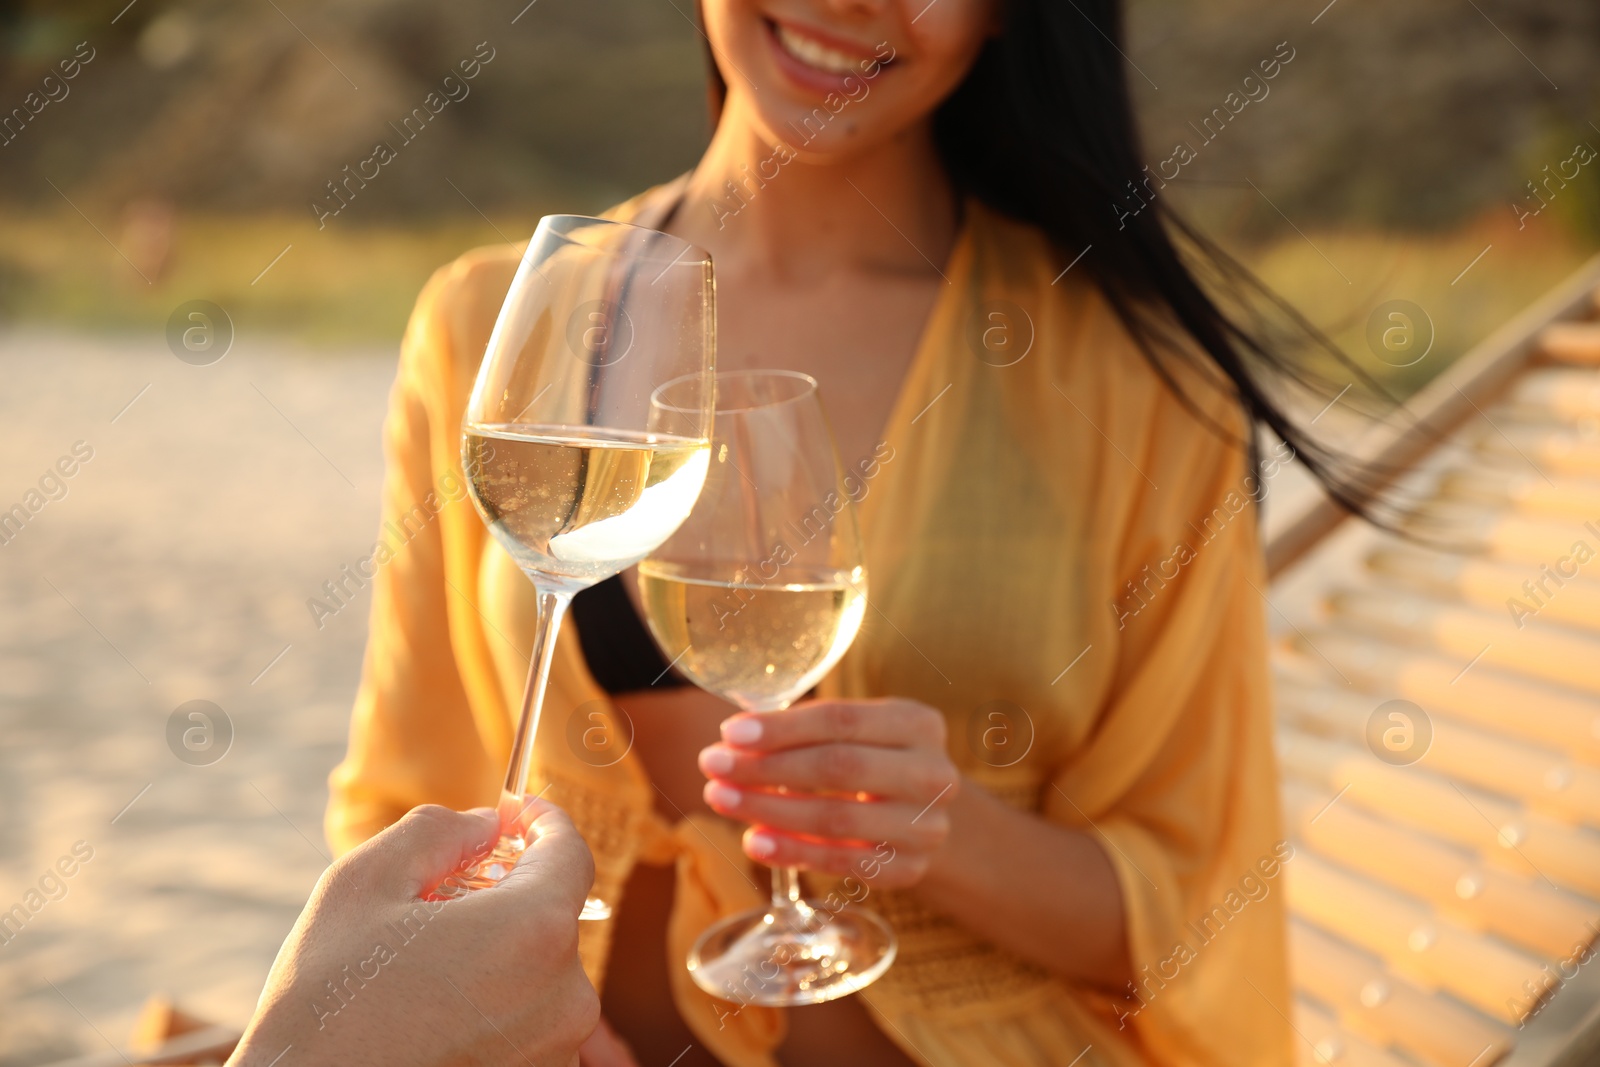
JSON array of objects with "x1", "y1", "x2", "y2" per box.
[
  {"x1": 747, "y1": 832, "x2": 777, "y2": 859},
  {"x1": 723, "y1": 717, "x2": 762, "y2": 745},
  {"x1": 705, "y1": 781, "x2": 741, "y2": 810},
  {"x1": 700, "y1": 746, "x2": 734, "y2": 775}
]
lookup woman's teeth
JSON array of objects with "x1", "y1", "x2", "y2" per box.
[{"x1": 775, "y1": 24, "x2": 864, "y2": 76}]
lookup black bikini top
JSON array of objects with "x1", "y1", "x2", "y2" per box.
[{"x1": 572, "y1": 574, "x2": 687, "y2": 694}]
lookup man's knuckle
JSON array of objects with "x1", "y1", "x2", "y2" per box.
[
  {"x1": 311, "y1": 865, "x2": 353, "y2": 908},
  {"x1": 403, "y1": 804, "x2": 455, "y2": 831},
  {"x1": 568, "y1": 977, "x2": 601, "y2": 1037},
  {"x1": 563, "y1": 838, "x2": 597, "y2": 891},
  {"x1": 542, "y1": 965, "x2": 599, "y2": 1050},
  {"x1": 412, "y1": 803, "x2": 454, "y2": 820},
  {"x1": 521, "y1": 906, "x2": 580, "y2": 957}
]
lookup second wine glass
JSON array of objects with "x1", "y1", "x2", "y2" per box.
[{"x1": 638, "y1": 369, "x2": 895, "y2": 1005}]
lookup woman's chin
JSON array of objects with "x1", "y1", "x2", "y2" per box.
[{"x1": 747, "y1": 111, "x2": 894, "y2": 167}]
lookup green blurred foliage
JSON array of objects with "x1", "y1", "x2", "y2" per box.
[
  {"x1": 0, "y1": 0, "x2": 712, "y2": 216},
  {"x1": 0, "y1": 0, "x2": 1594, "y2": 365},
  {"x1": 2, "y1": 0, "x2": 1595, "y2": 225}
]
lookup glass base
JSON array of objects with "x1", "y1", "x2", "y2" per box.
[
  {"x1": 427, "y1": 830, "x2": 610, "y2": 920},
  {"x1": 687, "y1": 900, "x2": 897, "y2": 1006}
]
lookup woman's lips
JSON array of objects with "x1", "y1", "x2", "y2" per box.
[{"x1": 763, "y1": 18, "x2": 890, "y2": 97}]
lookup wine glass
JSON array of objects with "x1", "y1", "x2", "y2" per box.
[
  {"x1": 637, "y1": 369, "x2": 894, "y2": 1005},
  {"x1": 433, "y1": 215, "x2": 715, "y2": 920}
]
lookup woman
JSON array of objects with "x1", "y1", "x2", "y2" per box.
[{"x1": 328, "y1": 1, "x2": 1340, "y2": 1064}]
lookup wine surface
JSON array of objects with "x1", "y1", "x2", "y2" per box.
[
  {"x1": 465, "y1": 424, "x2": 709, "y2": 590},
  {"x1": 637, "y1": 560, "x2": 866, "y2": 710}
]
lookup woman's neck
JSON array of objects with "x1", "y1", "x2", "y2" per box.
[{"x1": 673, "y1": 90, "x2": 960, "y2": 285}]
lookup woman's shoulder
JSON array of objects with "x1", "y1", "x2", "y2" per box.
[
  {"x1": 402, "y1": 181, "x2": 685, "y2": 377},
  {"x1": 410, "y1": 242, "x2": 522, "y2": 338}
]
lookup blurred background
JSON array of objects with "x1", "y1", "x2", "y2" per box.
[{"x1": 0, "y1": 0, "x2": 1595, "y2": 1061}]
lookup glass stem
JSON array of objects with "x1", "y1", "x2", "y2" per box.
[
  {"x1": 735, "y1": 700, "x2": 819, "y2": 924},
  {"x1": 770, "y1": 863, "x2": 820, "y2": 930},
  {"x1": 502, "y1": 587, "x2": 572, "y2": 813},
  {"x1": 773, "y1": 865, "x2": 802, "y2": 907},
  {"x1": 765, "y1": 719, "x2": 811, "y2": 922}
]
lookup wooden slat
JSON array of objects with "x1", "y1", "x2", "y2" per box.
[
  {"x1": 1539, "y1": 322, "x2": 1600, "y2": 366},
  {"x1": 1475, "y1": 424, "x2": 1600, "y2": 481},
  {"x1": 1286, "y1": 851, "x2": 1545, "y2": 1023},
  {"x1": 1402, "y1": 505, "x2": 1600, "y2": 566},
  {"x1": 1277, "y1": 731, "x2": 1600, "y2": 898},
  {"x1": 1325, "y1": 589, "x2": 1600, "y2": 698},
  {"x1": 1278, "y1": 682, "x2": 1600, "y2": 828},
  {"x1": 1285, "y1": 633, "x2": 1600, "y2": 765},
  {"x1": 1293, "y1": 998, "x2": 1416, "y2": 1067},
  {"x1": 1282, "y1": 779, "x2": 1600, "y2": 959},
  {"x1": 1289, "y1": 922, "x2": 1511, "y2": 1067},
  {"x1": 1435, "y1": 467, "x2": 1600, "y2": 523},
  {"x1": 1508, "y1": 370, "x2": 1600, "y2": 422},
  {"x1": 1365, "y1": 546, "x2": 1600, "y2": 636}
]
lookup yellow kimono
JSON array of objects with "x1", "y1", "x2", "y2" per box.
[{"x1": 326, "y1": 188, "x2": 1293, "y2": 1067}]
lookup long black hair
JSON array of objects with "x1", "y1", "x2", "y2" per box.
[{"x1": 701, "y1": 1, "x2": 1383, "y2": 518}]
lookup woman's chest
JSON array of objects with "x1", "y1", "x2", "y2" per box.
[{"x1": 713, "y1": 271, "x2": 941, "y2": 469}]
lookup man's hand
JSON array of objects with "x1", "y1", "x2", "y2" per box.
[{"x1": 228, "y1": 801, "x2": 599, "y2": 1067}]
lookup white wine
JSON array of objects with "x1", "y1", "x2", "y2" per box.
[
  {"x1": 464, "y1": 424, "x2": 709, "y2": 590},
  {"x1": 637, "y1": 561, "x2": 866, "y2": 710}
]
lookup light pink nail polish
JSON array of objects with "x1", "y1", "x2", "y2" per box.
[
  {"x1": 747, "y1": 832, "x2": 776, "y2": 859},
  {"x1": 723, "y1": 717, "x2": 762, "y2": 745},
  {"x1": 701, "y1": 746, "x2": 734, "y2": 775},
  {"x1": 705, "y1": 782, "x2": 741, "y2": 810}
]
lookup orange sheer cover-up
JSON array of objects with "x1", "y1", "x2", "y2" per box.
[{"x1": 325, "y1": 188, "x2": 1293, "y2": 1067}]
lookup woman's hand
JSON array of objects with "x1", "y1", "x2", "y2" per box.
[{"x1": 698, "y1": 698, "x2": 959, "y2": 889}]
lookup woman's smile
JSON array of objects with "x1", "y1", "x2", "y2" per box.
[
  {"x1": 772, "y1": 18, "x2": 880, "y2": 74},
  {"x1": 763, "y1": 15, "x2": 892, "y2": 95}
]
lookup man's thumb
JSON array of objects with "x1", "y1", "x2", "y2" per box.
[
  {"x1": 496, "y1": 802, "x2": 595, "y2": 916},
  {"x1": 352, "y1": 804, "x2": 501, "y2": 896}
]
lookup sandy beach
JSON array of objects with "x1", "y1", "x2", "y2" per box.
[{"x1": 0, "y1": 328, "x2": 398, "y2": 1063}]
